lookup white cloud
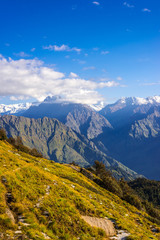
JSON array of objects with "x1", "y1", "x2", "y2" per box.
[
  {"x1": 10, "y1": 96, "x2": 27, "y2": 101},
  {"x1": 123, "y1": 2, "x2": 134, "y2": 8},
  {"x1": 83, "y1": 66, "x2": 96, "y2": 70},
  {"x1": 69, "y1": 72, "x2": 79, "y2": 78},
  {"x1": 43, "y1": 44, "x2": 81, "y2": 53},
  {"x1": 99, "y1": 81, "x2": 119, "y2": 87},
  {"x1": 101, "y1": 51, "x2": 109, "y2": 55},
  {"x1": 142, "y1": 8, "x2": 151, "y2": 12},
  {"x1": 14, "y1": 52, "x2": 30, "y2": 57},
  {"x1": 73, "y1": 59, "x2": 86, "y2": 64},
  {"x1": 92, "y1": 1, "x2": 100, "y2": 5},
  {"x1": 140, "y1": 82, "x2": 160, "y2": 86},
  {"x1": 117, "y1": 76, "x2": 123, "y2": 81},
  {"x1": 0, "y1": 55, "x2": 120, "y2": 105},
  {"x1": 100, "y1": 78, "x2": 110, "y2": 81}
]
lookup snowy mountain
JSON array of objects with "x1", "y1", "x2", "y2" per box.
[
  {"x1": 22, "y1": 96, "x2": 112, "y2": 139},
  {"x1": 0, "y1": 102, "x2": 39, "y2": 115},
  {"x1": 118, "y1": 96, "x2": 160, "y2": 106},
  {"x1": 100, "y1": 95, "x2": 160, "y2": 127},
  {"x1": 43, "y1": 95, "x2": 105, "y2": 111},
  {"x1": 98, "y1": 95, "x2": 160, "y2": 179}
]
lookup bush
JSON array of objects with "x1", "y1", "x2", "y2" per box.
[
  {"x1": 124, "y1": 193, "x2": 142, "y2": 210},
  {"x1": 102, "y1": 175, "x2": 123, "y2": 197},
  {"x1": 93, "y1": 161, "x2": 123, "y2": 197},
  {"x1": 0, "y1": 128, "x2": 7, "y2": 141},
  {"x1": 30, "y1": 148, "x2": 43, "y2": 158},
  {"x1": 143, "y1": 200, "x2": 160, "y2": 221}
]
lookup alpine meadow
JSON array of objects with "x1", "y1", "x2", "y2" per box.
[{"x1": 0, "y1": 0, "x2": 160, "y2": 239}]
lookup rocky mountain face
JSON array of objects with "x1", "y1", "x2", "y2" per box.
[
  {"x1": 100, "y1": 96, "x2": 160, "y2": 128},
  {"x1": 0, "y1": 115, "x2": 141, "y2": 180},
  {"x1": 1, "y1": 95, "x2": 160, "y2": 179},
  {"x1": 22, "y1": 96, "x2": 112, "y2": 139},
  {"x1": 98, "y1": 97, "x2": 160, "y2": 180}
]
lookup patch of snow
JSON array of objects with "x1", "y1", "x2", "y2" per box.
[
  {"x1": 118, "y1": 96, "x2": 160, "y2": 106},
  {"x1": 90, "y1": 101, "x2": 105, "y2": 111},
  {"x1": 0, "y1": 102, "x2": 40, "y2": 115},
  {"x1": 43, "y1": 96, "x2": 105, "y2": 111}
]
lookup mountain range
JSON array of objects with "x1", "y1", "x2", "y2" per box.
[
  {"x1": 98, "y1": 96, "x2": 160, "y2": 179},
  {"x1": 0, "y1": 114, "x2": 140, "y2": 180},
  {"x1": 0, "y1": 95, "x2": 160, "y2": 179}
]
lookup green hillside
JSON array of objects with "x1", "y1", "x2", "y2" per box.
[{"x1": 0, "y1": 141, "x2": 160, "y2": 239}]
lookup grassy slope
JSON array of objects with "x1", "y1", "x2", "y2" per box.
[{"x1": 0, "y1": 141, "x2": 159, "y2": 240}]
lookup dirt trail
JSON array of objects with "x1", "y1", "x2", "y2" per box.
[{"x1": 81, "y1": 216, "x2": 116, "y2": 237}]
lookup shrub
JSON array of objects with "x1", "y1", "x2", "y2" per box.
[
  {"x1": 30, "y1": 148, "x2": 43, "y2": 158},
  {"x1": 0, "y1": 128, "x2": 7, "y2": 141},
  {"x1": 123, "y1": 193, "x2": 142, "y2": 210}
]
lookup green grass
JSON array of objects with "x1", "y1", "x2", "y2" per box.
[{"x1": 0, "y1": 141, "x2": 160, "y2": 239}]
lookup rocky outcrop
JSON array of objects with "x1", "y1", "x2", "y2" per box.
[{"x1": 81, "y1": 216, "x2": 116, "y2": 237}]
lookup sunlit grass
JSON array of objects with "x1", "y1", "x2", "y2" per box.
[{"x1": 0, "y1": 141, "x2": 159, "y2": 239}]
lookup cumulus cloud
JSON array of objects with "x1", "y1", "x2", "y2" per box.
[
  {"x1": 123, "y1": 2, "x2": 134, "y2": 8},
  {"x1": 92, "y1": 1, "x2": 100, "y2": 5},
  {"x1": 69, "y1": 72, "x2": 79, "y2": 78},
  {"x1": 43, "y1": 44, "x2": 81, "y2": 53},
  {"x1": 142, "y1": 8, "x2": 151, "y2": 12},
  {"x1": 0, "y1": 55, "x2": 120, "y2": 105}
]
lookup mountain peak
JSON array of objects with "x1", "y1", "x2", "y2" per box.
[
  {"x1": 43, "y1": 95, "x2": 67, "y2": 104},
  {"x1": 43, "y1": 95, "x2": 105, "y2": 111},
  {"x1": 118, "y1": 96, "x2": 160, "y2": 106}
]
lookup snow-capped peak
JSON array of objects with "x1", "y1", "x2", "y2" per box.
[
  {"x1": 90, "y1": 101, "x2": 105, "y2": 111},
  {"x1": 118, "y1": 96, "x2": 160, "y2": 106},
  {"x1": 43, "y1": 96, "x2": 105, "y2": 111},
  {"x1": 0, "y1": 102, "x2": 39, "y2": 115}
]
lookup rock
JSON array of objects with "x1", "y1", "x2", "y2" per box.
[
  {"x1": 15, "y1": 230, "x2": 22, "y2": 234},
  {"x1": 18, "y1": 215, "x2": 25, "y2": 223},
  {"x1": 6, "y1": 192, "x2": 14, "y2": 204},
  {"x1": 43, "y1": 211, "x2": 49, "y2": 217},
  {"x1": 81, "y1": 216, "x2": 116, "y2": 237},
  {"x1": 1, "y1": 176, "x2": 7, "y2": 184},
  {"x1": 110, "y1": 230, "x2": 130, "y2": 240},
  {"x1": 5, "y1": 208, "x2": 15, "y2": 224}
]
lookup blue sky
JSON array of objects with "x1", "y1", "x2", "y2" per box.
[{"x1": 0, "y1": 0, "x2": 160, "y2": 105}]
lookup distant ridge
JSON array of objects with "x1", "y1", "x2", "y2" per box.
[
  {"x1": 99, "y1": 96, "x2": 160, "y2": 179},
  {"x1": 0, "y1": 114, "x2": 142, "y2": 180},
  {"x1": 22, "y1": 97, "x2": 112, "y2": 139}
]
